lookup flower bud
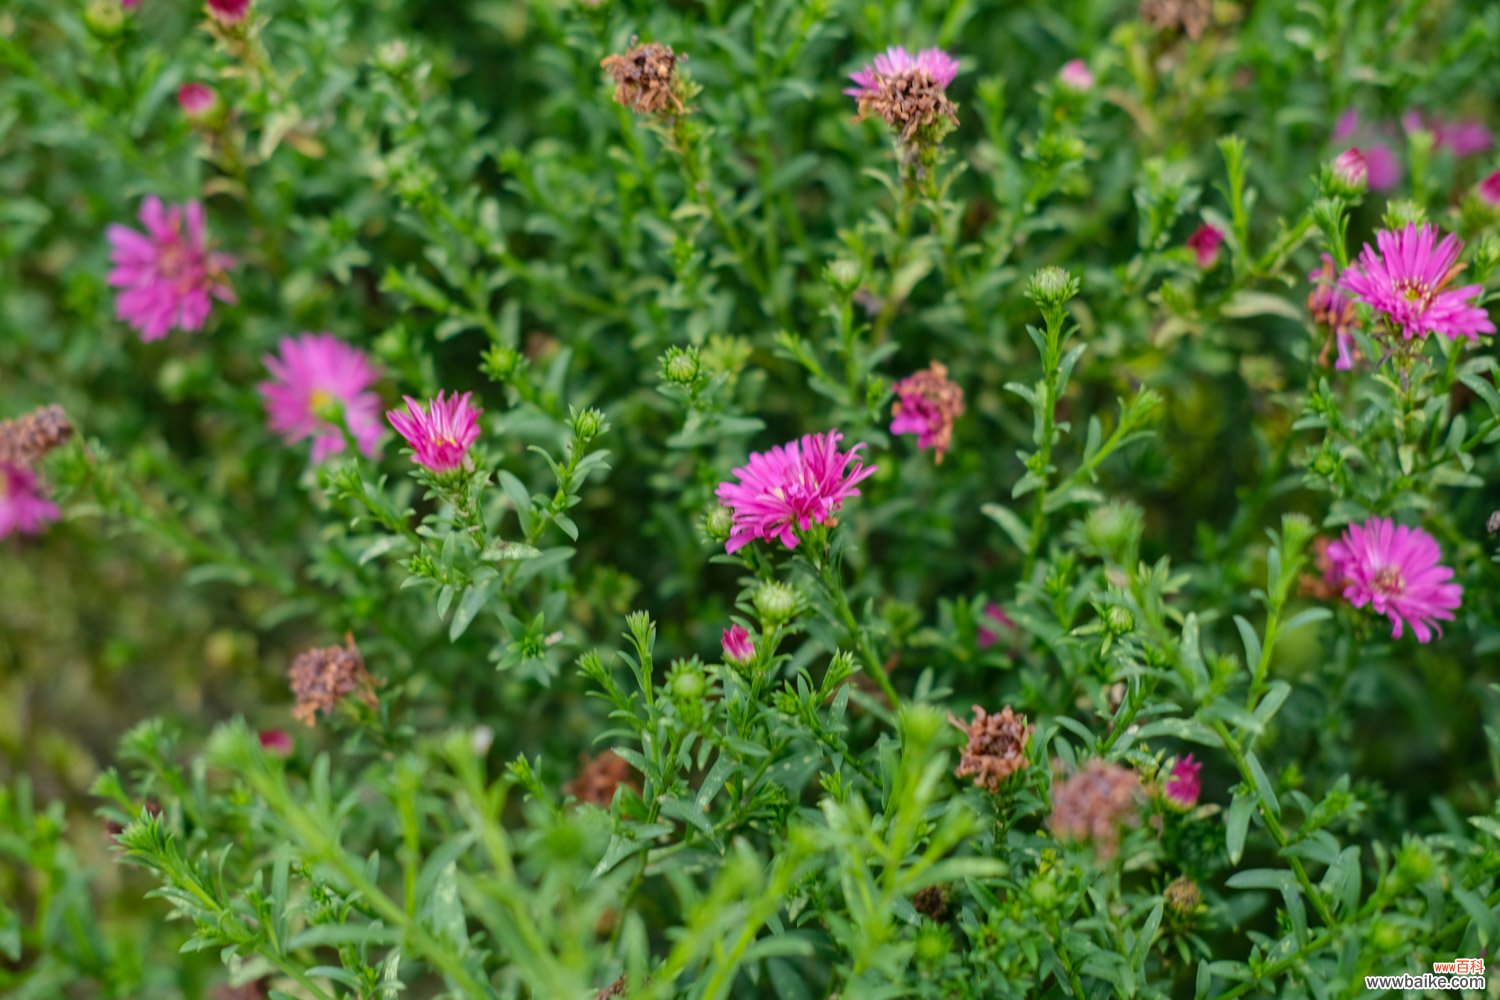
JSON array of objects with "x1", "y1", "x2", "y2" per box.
[
  {"x1": 703, "y1": 504, "x2": 734, "y2": 543},
  {"x1": 177, "y1": 83, "x2": 220, "y2": 124},
  {"x1": 753, "y1": 580, "x2": 797, "y2": 625},
  {"x1": 1330, "y1": 147, "x2": 1368, "y2": 196},
  {"x1": 1105, "y1": 605, "x2": 1135, "y2": 636},
  {"x1": 661, "y1": 346, "x2": 700, "y2": 385},
  {"x1": 84, "y1": 0, "x2": 127, "y2": 39},
  {"x1": 1026, "y1": 266, "x2": 1078, "y2": 307},
  {"x1": 1083, "y1": 500, "x2": 1143, "y2": 560},
  {"x1": 824, "y1": 258, "x2": 862, "y2": 294},
  {"x1": 1057, "y1": 59, "x2": 1094, "y2": 92},
  {"x1": 721, "y1": 625, "x2": 755, "y2": 666},
  {"x1": 572, "y1": 407, "x2": 605, "y2": 443},
  {"x1": 1479, "y1": 170, "x2": 1500, "y2": 208},
  {"x1": 1382, "y1": 199, "x2": 1426, "y2": 231}
]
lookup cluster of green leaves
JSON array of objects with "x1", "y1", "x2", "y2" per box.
[{"x1": 3, "y1": 0, "x2": 1500, "y2": 996}]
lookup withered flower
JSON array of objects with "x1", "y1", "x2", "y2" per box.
[
  {"x1": 288, "y1": 634, "x2": 377, "y2": 726},
  {"x1": 601, "y1": 41, "x2": 686, "y2": 117},
  {"x1": 950, "y1": 705, "x2": 1033, "y2": 793}
]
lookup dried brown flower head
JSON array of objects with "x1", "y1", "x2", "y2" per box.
[
  {"x1": 890, "y1": 361, "x2": 966, "y2": 463},
  {"x1": 950, "y1": 705, "x2": 1032, "y2": 793},
  {"x1": 600, "y1": 41, "x2": 684, "y2": 117},
  {"x1": 288, "y1": 635, "x2": 377, "y2": 726},
  {"x1": 1047, "y1": 759, "x2": 1142, "y2": 857},
  {"x1": 596, "y1": 976, "x2": 627, "y2": 1000},
  {"x1": 912, "y1": 884, "x2": 951, "y2": 922},
  {"x1": 1164, "y1": 875, "x2": 1201, "y2": 914},
  {"x1": 855, "y1": 71, "x2": 958, "y2": 144},
  {"x1": 1140, "y1": 0, "x2": 1212, "y2": 39},
  {"x1": 0, "y1": 404, "x2": 74, "y2": 466},
  {"x1": 567, "y1": 749, "x2": 639, "y2": 807}
]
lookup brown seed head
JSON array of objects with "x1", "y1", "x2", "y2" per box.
[
  {"x1": 950, "y1": 705, "x2": 1032, "y2": 793},
  {"x1": 1140, "y1": 0, "x2": 1213, "y2": 39},
  {"x1": 0, "y1": 404, "x2": 74, "y2": 467},
  {"x1": 1164, "y1": 875, "x2": 1202, "y2": 913},
  {"x1": 855, "y1": 69, "x2": 958, "y2": 143},
  {"x1": 600, "y1": 41, "x2": 685, "y2": 117},
  {"x1": 1047, "y1": 759, "x2": 1142, "y2": 857},
  {"x1": 288, "y1": 635, "x2": 377, "y2": 726},
  {"x1": 567, "y1": 749, "x2": 639, "y2": 807},
  {"x1": 912, "y1": 884, "x2": 951, "y2": 922}
]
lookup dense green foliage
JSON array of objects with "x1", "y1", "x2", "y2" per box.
[{"x1": 3, "y1": 0, "x2": 1500, "y2": 996}]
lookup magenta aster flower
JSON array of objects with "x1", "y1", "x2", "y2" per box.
[
  {"x1": 1478, "y1": 170, "x2": 1500, "y2": 207},
  {"x1": 890, "y1": 361, "x2": 964, "y2": 462},
  {"x1": 1325, "y1": 517, "x2": 1462, "y2": 643},
  {"x1": 386, "y1": 391, "x2": 482, "y2": 472},
  {"x1": 259, "y1": 334, "x2": 383, "y2": 463},
  {"x1": 721, "y1": 625, "x2": 755, "y2": 665},
  {"x1": 177, "y1": 83, "x2": 216, "y2": 119},
  {"x1": 106, "y1": 197, "x2": 235, "y2": 342},
  {"x1": 845, "y1": 46, "x2": 959, "y2": 98},
  {"x1": 1057, "y1": 59, "x2": 1094, "y2": 92},
  {"x1": 1339, "y1": 223, "x2": 1495, "y2": 341},
  {"x1": 1164, "y1": 754, "x2": 1201, "y2": 809},
  {"x1": 0, "y1": 463, "x2": 60, "y2": 540},
  {"x1": 714, "y1": 430, "x2": 876, "y2": 554},
  {"x1": 1186, "y1": 223, "x2": 1224, "y2": 268}
]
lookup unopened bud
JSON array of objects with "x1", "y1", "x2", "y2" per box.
[
  {"x1": 753, "y1": 580, "x2": 798, "y2": 625},
  {"x1": 1330, "y1": 147, "x2": 1368, "y2": 196},
  {"x1": 1027, "y1": 266, "x2": 1078, "y2": 307},
  {"x1": 703, "y1": 504, "x2": 734, "y2": 543},
  {"x1": 84, "y1": 0, "x2": 127, "y2": 39},
  {"x1": 661, "y1": 346, "x2": 700, "y2": 385}
]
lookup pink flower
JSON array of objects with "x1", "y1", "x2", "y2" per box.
[
  {"x1": 106, "y1": 197, "x2": 236, "y2": 342},
  {"x1": 1332, "y1": 147, "x2": 1367, "y2": 191},
  {"x1": 715, "y1": 430, "x2": 877, "y2": 554},
  {"x1": 177, "y1": 83, "x2": 217, "y2": 119},
  {"x1": 890, "y1": 361, "x2": 964, "y2": 462},
  {"x1": 1478, "y1": 170, "x2": 1500, "y2": 207},
  {"x1": 0, "y1": 463, "x2": 60, "y2": 539},
  {"x1": 206, "y1": 0, "x2": 250, "y2": 25},
  {"x1": 259, "y1": 334, "x2": 383, "y2": 463},
  {"x1": 1339, "y1": 223, "x2": 1495, "y2": 341},
  {"x1": 1406, "y1": 111, "x2": 1493, "y2": 158},
  {"x1": 258, "y1": 729, "x2": 293, "y2": 757},
  {"x1": 1331, "y1": 111, "x2": 1402, "y2": 190},
  {"x1": 977, "y1": 603, "x2": 1016, "y2": 650},
  {"x1": 844, "y1": 46, "x2": 959, "y2": 98},
  {"x1": 1186, "y1": 223, "x2": 1224, "y2": 268},
  {"x1": 121, "y1": 0, "x2": 140, "y2": 8},
  {"x1": 1164, "y1": 754, "x2": 1201, "y2": 809},
  {"x1": 1325, "y1": 517, "x2": 1462, "y2": 643},
  {"x1": 1363, "y1": 144, "x2": 1402, "y2": 190},
  {"x1": 721, "y1": 625, "x2": 755, "y2": 665},
  {"x1": 1057, "y1": 59, "x2": 1094, "y2": 92},
  {"x1": 1439, "y1": 119, "x2": 1493, "y2": 158},
  {"x1": 386, "y1": 391, "x2": 482, "y2": 472}
]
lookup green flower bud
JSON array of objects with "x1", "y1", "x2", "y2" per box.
[
  {"x1": 572, "y1": 407, "x2": 605, "y2": 443},
  {"x1": 1028, "y1": 875, "x2": 1059, "y2": 909},
  {"x1": 1027, "y1": 266, "x2": 1079, "y2": 307},
  {"x1": 84, "y1": 0, "x2": 127, "y2": 39},
  {"x1": 703, "y1": 504, "x2": 734, "y2": 544},
  {"x1": 753, "y1": 580, "x2": 798, "y2": 625},
  {"x1": 1382, "y1": 199, "x2": 1426, "y2": 231},
  {"x1": 824, "y1": 258, "x2": 862, "y2": 293},
  {"x1": 661, "y1": 346, "x2": 700, "y2": 385},
  {"x1": 1105, "y1": 605, "x2": 1135, "y2": 636}
]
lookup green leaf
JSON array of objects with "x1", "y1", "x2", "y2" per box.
[{"x1": 1226, "y1": 791, "x2": 1254, "y2": 864}]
